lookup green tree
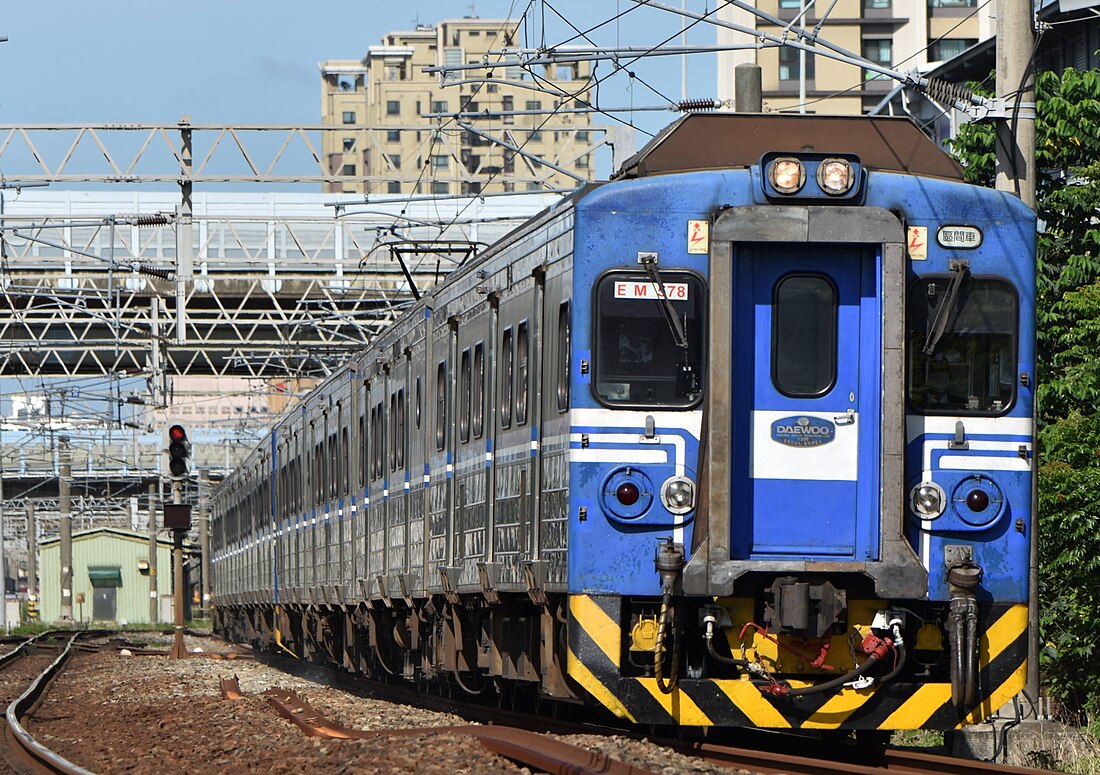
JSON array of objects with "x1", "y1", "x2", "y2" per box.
[{"x1": 951, "y1": 68, "x2": 1100, "y2": 717}]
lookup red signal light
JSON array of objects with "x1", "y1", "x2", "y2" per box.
[{"x1": 169, "y1": 424, "x2": 186, "y2": 442}]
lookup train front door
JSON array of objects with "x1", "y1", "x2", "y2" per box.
[{"x1": 730, "y1": 246, "x2": 881, "y2": 561}]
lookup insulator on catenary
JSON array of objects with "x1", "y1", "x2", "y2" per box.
[
  {"x1": 923, "y1": 78, "x2": 974, "y2": 107},
  {"x1": 137, "y1": 264, "x2": 173, "y2": 280},
  {"x1": 134, "y1": 214, "x2": 171, "y2": 227},
  {"x1": 678, "y1": 98, "x2": 720, "y2": 112}
]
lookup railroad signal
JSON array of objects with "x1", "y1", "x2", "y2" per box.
[{"x1": 164, "y1": 423, "x2": 191, "y2": 481}]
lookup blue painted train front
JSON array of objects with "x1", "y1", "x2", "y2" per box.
[{"x1": 211, "y1": 114, "x2": 1035, "y2": 732}]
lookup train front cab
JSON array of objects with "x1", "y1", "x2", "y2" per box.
[{"x1": 567, "y1": 191, "x2": 1031, "y2": 731}]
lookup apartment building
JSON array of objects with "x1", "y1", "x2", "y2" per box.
[
  {"x1": 716, "y1": 0, "x2": 993, "y2": 114},
  {"x1": 320, "y1": 18, "x2": 598, "y2": 195}
]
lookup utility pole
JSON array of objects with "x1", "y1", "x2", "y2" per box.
[
  {"x1": 994, "y1": 0, "x2": 1039, "y2": 712},
  {"x1": 735, "y1": 63, "x2": 763, "y2": 113},
  {"x1": 148, "y1": 483, "x2": 158, "y2": 625},
  {"x1": 995, "y1": 0, "x2": 1037, "y2": 209},
  {"x1": 59, "y1": 436, "x2": 73, "y2": 621},
  {"x1": 25, "y1": 502, "x2": 36, "y2": 621}
]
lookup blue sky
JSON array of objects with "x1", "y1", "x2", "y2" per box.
[{"x1": 0, "y1": 1, "x2": 719, "y2": 136}]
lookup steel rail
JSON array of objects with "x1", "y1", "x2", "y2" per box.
[
  {"x1": 221, "y1": 678, "x2": 652, "y2": 775},
  {"x1": 5, "y1": 632, "x2": 96, "y2": 775},
  {"x1": 659, "y1": 736, "x2": 1053, "y2": 775}
]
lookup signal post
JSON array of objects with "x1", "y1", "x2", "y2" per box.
[{"x1": 163, "y1": 423, "x2": 192, "y2": 660}]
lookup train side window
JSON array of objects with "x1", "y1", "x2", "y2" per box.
[
  {"x1": 415, "y1": 377, "x2": 422, "y2": 429},
  {"x1": 500, "y1": 327, "x2": 513, "y2": 429},
  {"x1": 358, "y1": 410, "x2": 367, "y2": 488},
  {"x1": 435, "y1": 361, "x2": 447, "y2": 451},
  {"x1": 593, "y1": 273, "x2": 705, "y2": 407},
  {"x1": 340, "y1": 426, "x2": 348, "y2": 495},
  {"x1": 389, "y1": 392, "x2": 397, "y2": 471},
  {"x1": 459, "y1": 348, "x2": 472, "y2": 442},
  {"x1": 908, "y1": 277, "x2": 1017, "y2": 415},
  {"x1": 329, "y1": 430, "x2": 339, "y2": 498},
  {"x1": 772, "y1": 274, "x2": 837, "y2": 398},
  {"x1": 557, "y1": 301, "x2": 571, "y2": 413},
  {"x1": 473, "y1": 341, "x2": 485, "y2": 438},
  {"x1": 397, "y1": 388, "x2": 406, "y2": 468},
  {"x1": 516, "y1": 321, "x2": 529, "y2": 425}
]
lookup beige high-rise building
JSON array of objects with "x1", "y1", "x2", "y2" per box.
[
  {"x1": 716, "y1": 0, "x2": 993, "y2": 114},
  {"x1": 320, "y1": 18, "x2": 597, "y2": 195}
]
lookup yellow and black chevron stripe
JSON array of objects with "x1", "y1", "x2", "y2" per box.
[{"x1": 566, "y1": 594, "x2": 1028, "y2": 730}]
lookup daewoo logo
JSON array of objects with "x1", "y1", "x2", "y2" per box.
[{"x1": 770, "y1": 415, "x2": 835, "y2": 448}]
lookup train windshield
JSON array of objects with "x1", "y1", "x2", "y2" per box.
[
  {"x1": 908, "y1": 277, "x2": 1017, "y2": 414},
  {"x1": 594, "y1": 271, "x2": 705, "y2": 407}
]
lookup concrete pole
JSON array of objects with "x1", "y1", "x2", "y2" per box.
[
  {"x1": 148, "y1": 482, "x2": 158, "y2": 625},
  {"x1": 59, "y1": 436, "x2": 73, "y2": 621},
  {"x1": 734, "y1": 63, "x2": 763, "y2": 113},
  {"x1": 995, "y1": 0, "x2": 1037, "y2": 209},
  {"x1": 995, "y1": 0, "x2": 1038, "y2": 711},
  {"x1": 199, "y1": 469, "x2": 211, "y2": 619},
  {"x1": 25, "y1": 502, "x2": 36, "y2": 612}
]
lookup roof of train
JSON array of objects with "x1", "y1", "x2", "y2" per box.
[{"x1": 613, "y1": 113, "x2": 965, "y2": 181}]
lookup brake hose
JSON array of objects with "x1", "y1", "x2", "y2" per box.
[{"x1": 654, "y1": 589, "x2": 681, "y2": 694}]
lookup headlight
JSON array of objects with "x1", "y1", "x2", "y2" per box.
[
  {"x1": 910, "y1": 481, "x2": 946, "y2": 519},
  {"x1": 768, "y1": 158, "x2": 805, "y2": 195},
  {"x1": 661, "y1": 476, "x2": 695, "y2": 515},
  {"x1": 817, "y1": 158, "x2": 854, "y2": 195}
]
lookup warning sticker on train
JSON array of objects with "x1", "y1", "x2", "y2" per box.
[
  {"x1": 613, "y1": 281, "x2": 690, "y2": 301},
  {"x1": 687, "y1": 219, "x2": 709, "y2": 254},
  {"x1": 771, "y1": 416, "x2": 836, "y2": 447}
]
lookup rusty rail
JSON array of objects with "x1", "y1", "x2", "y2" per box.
[
  {"x1": 221, "y1": 678, "x2": 652, "y2": 775},
  {"x1": 661, "y1": 736, "x2": 1053, "y2": 775}
]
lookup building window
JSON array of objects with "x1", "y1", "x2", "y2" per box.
[
  {"x1": 529, "y1": 130, "x2": 542, "y2": 142},
  {"x1": 384, "y1": 64, "x2": 406, "y2": 81},
  {"x1": 556, "y1": 64, "x2": 577, "y2": 80},
  {"x1": 341, "y1": 164, "x2": 356, "y2": 176},
  {"x1": 576, "y1": 130, "x2": 589, "y2": 142},
  {"x1": 387, "y1": 181, "x2": 401, "y2": 193},
  {"x1": 779, "y1": 46, "x2": 815, "y2": 81},
  {"x1": 779, "y1": 0, "x2": 801, "y2": 7},
  {"x1": 431, "y1": 99, "x2": 448, "y2": 114},
  {"x1": 342, "y1": 111, "x2": 356, "y2": 125},
  {"x1": 432, "y1": 154, "x2": 449, "y2": 169},
  {"x1": 388, "y1": 154, "x2": 402, "y2": 170},
  {"x1": 863, "y1": 39, "x2": 892, "y2": 80},
  {"x1": 432, "y1": 181, "x2": 449, "y2": 194},
  {"x1": 386, "y1": 100, "x2": 401, "y2": 116},
  {"x1": 502, "y1": 95, "x2": 514, "y2": 124},
  {"x1": 577, "y1": 155, "x2": 589, "y2": 169},
  {"x1": 386, "y1": 130, "x2": 401, "y2": 142},
  {"x1": 524, "y1": 100, "x2": 542, "y2": 111},
  {"x1": 342, "y1": 137, "x2": 356, "y2": 151},
  {"x1": 864, "y1": 0, "x2": 891, "y2": 9},
  {"x1": 526, "y1": 182, "x2": 542, "y2": 191},
  {"x1": 929, "y1": 0, "x2": 976, "y2": 7},
  {"x1": 928, "y1": 38, "x2": 976, "y2": 61}
]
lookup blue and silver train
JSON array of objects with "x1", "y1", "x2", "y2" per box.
[{"x1": 211, "y1": 113, "x2": 1036, "y2": 731}]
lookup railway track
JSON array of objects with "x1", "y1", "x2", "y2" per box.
[
  {"x1": 0, "y1": 634, "x2": 1059, "y2": 775},
  {"x1": 1, "y1": 631, "x2": 98, "y2": 775},
  {"x1": 249, "y1": 650, "x2": 1055, "y2": 775}
]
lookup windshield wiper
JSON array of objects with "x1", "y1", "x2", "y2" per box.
[
  {"x1": 923, "y1": 259, "x2": 970, "y2": 356},
  {"x1": 638, "y1": 251, "x2": 689, "y2": 351}
]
